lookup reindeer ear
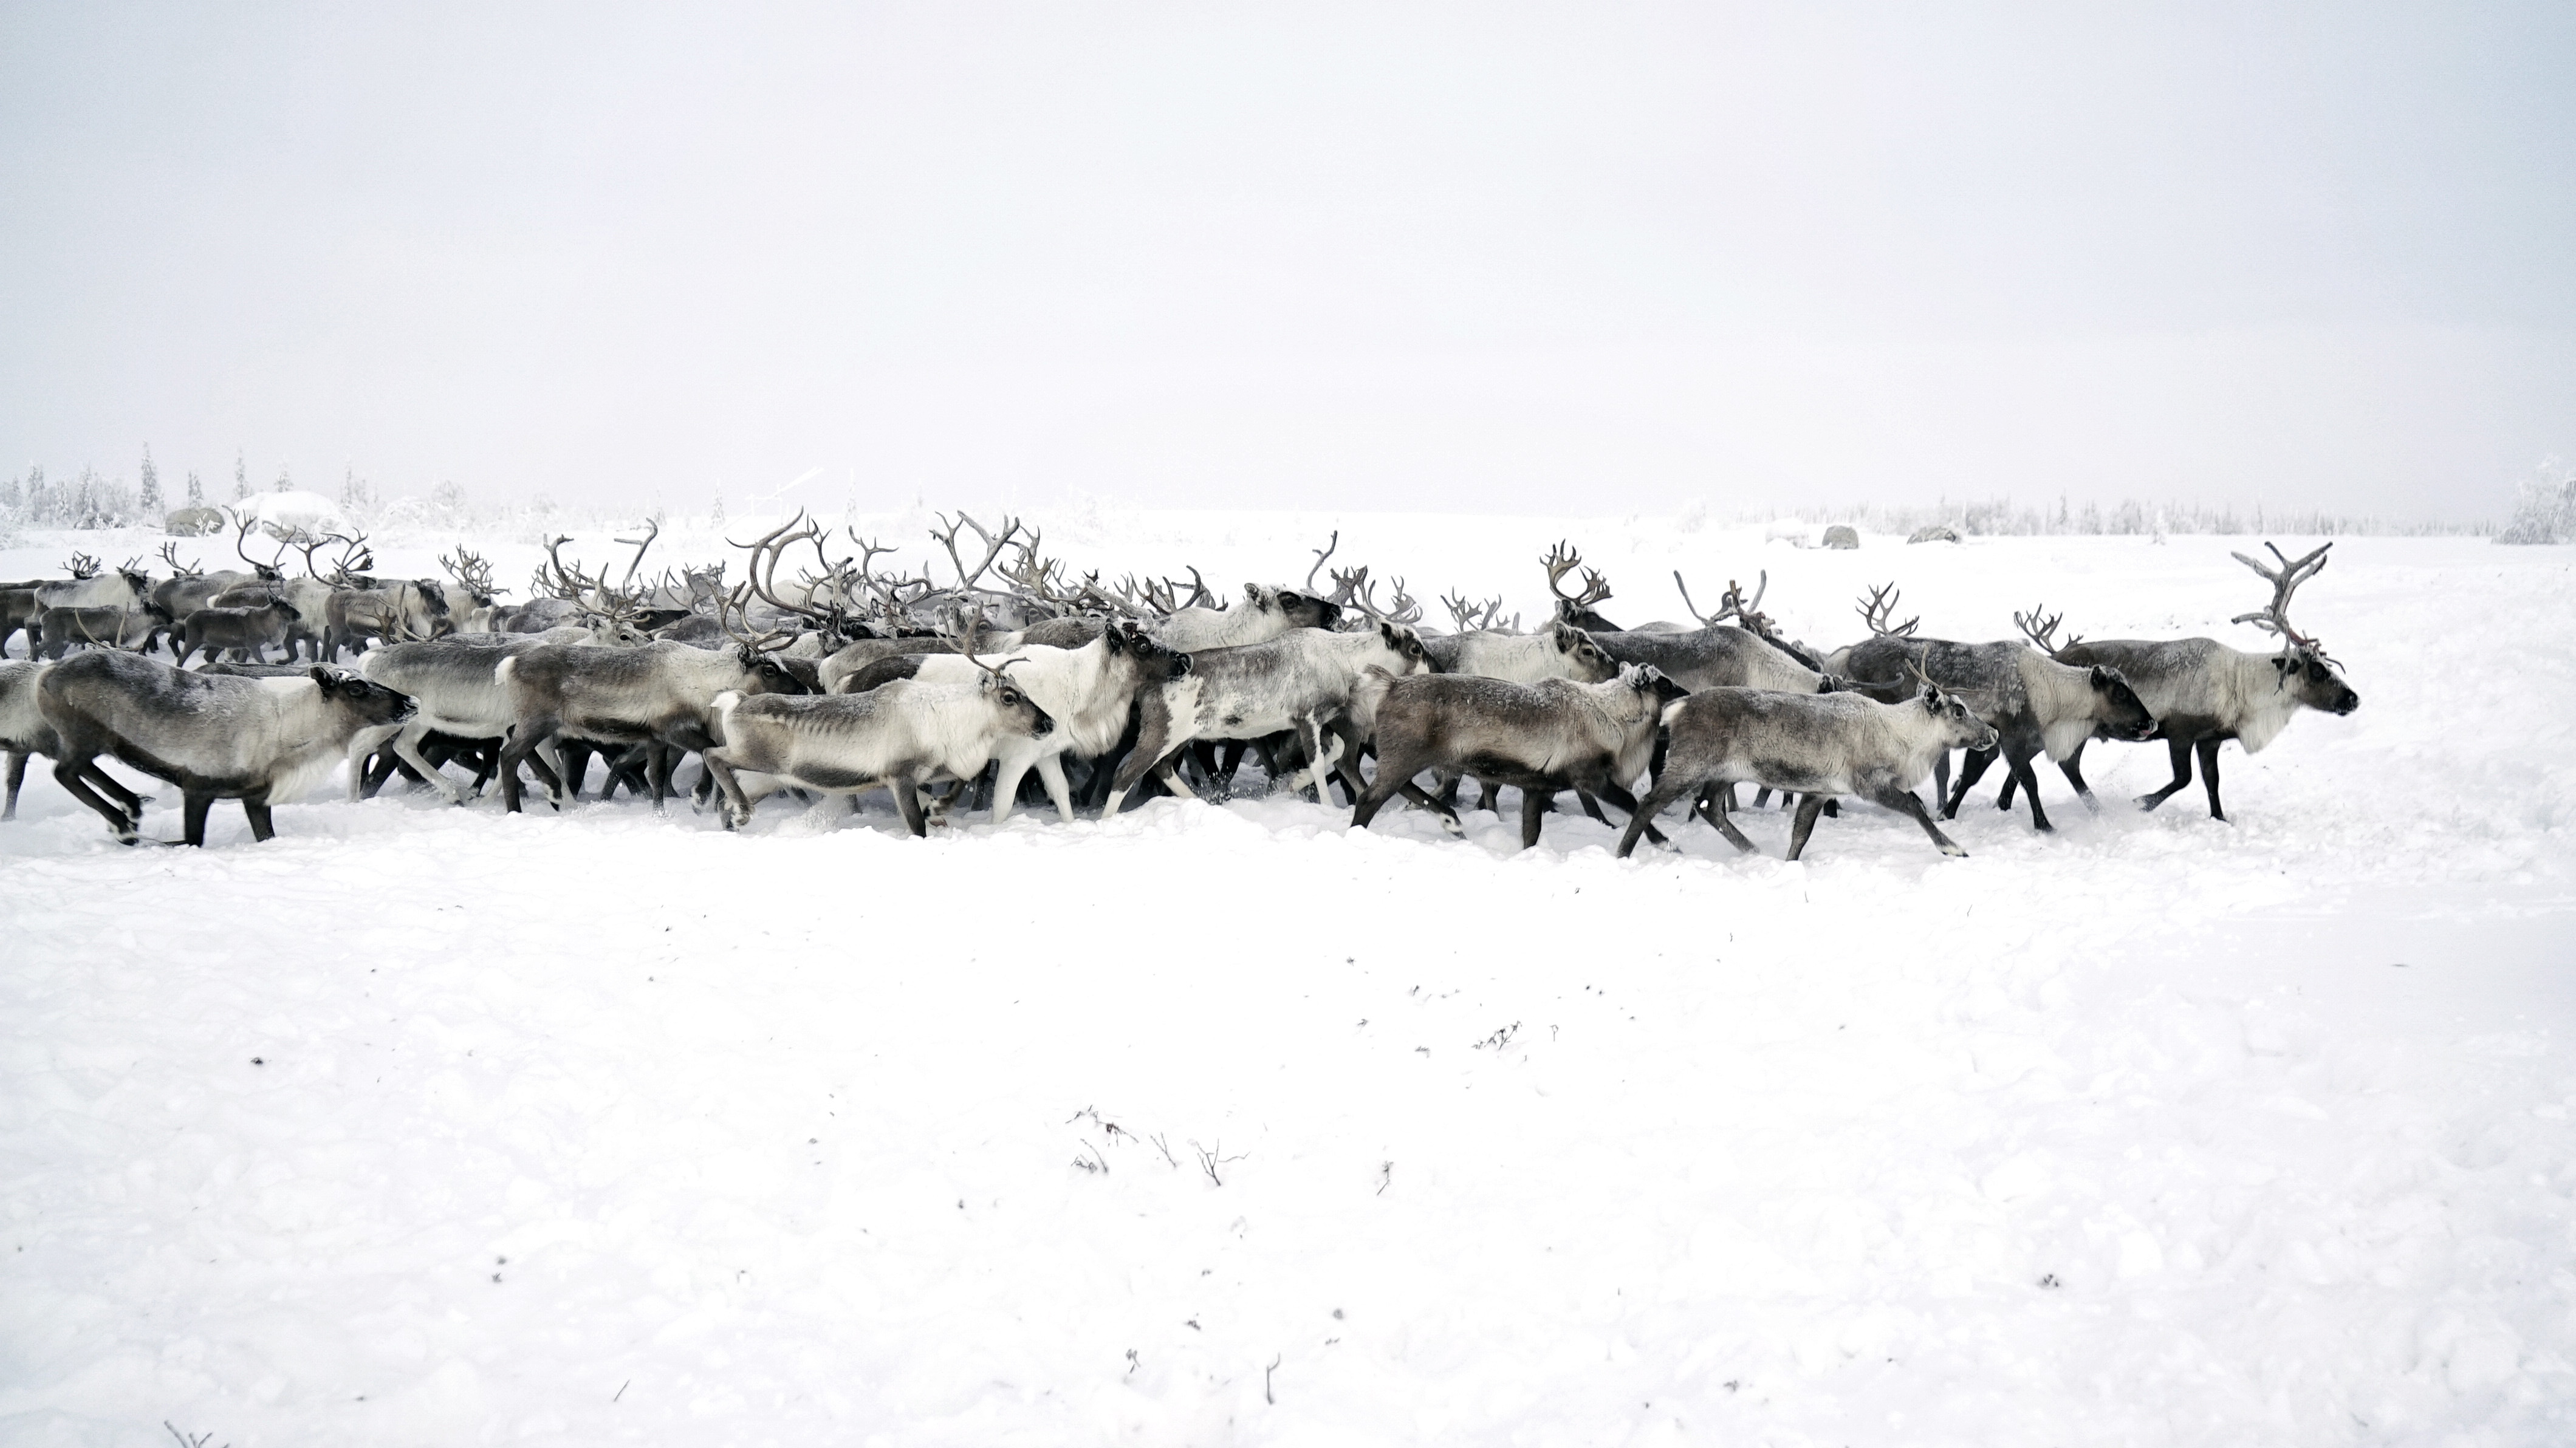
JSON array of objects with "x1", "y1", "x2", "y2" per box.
[
  {"x1": 2090, "y1": 664, "x2": 2111, "y2": 688},
  {"x1": 308, "y1": 666, "x2": 335, "y2": 691}
]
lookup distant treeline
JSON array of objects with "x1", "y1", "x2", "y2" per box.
[{"x1": 1750, "y1": 496, "x2": 2493, "y2": 539}]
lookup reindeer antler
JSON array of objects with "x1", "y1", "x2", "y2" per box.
[
  {"x1": 930, "y1": 511, "x2": 1024, "y2": 592},
  {"x1": 2230, "y1": 541, "x2": 2332, "y2": 653},
  {"x1": 1857, "y1": 582, "x2": 1919, "y2": 639},
  {"x1": 63, "y1": 551, "x2": 102, "y2": 580},
  {"x1": 156, "y1": 542, "x2": 202, "y2": 578},
  {"x1": 2013, "y1": 605, "x2": 2079, "y2": 656},
  {"x1": 1541, "y1": 541, "x2": 1612, "y2": 612},
  {"x1": 716, "y1": 583, "x2": 796, "y2": 655},
  {"x1": 1442, "y1": 590, "x2": 1506, "y2": 632},
  {"x1": 1306, "y1": 531, "x2": 1340, "y2": 593}
]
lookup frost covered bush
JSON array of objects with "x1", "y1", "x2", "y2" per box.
[{"x1": 2496, "y1": 460, "x2": 2575, "y2": 545}]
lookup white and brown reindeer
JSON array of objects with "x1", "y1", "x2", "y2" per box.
[
  {"x1": 701, "y1": 631, "x2": 1055, "y2": 835},
  {"x1": 821, "y1": 617, "x2": 1191, "y2": 824},
  {"x1": 1823, "y1": 584, "x2": 2156, "y2": 833},
  {"x1": 38, "y1": 651, "x2": 414, "y2": 845},
  {"x1": 493, "y1": 591, "x2": 812, "y2": 812},
  {"x1": 1098, "y1": 617, "x2": 1438, "y2": 818},
  {"x1": 1349, "y1": 662, "x2": 1691, "y2": 850},
  {"x1": 1619, "y1": 680, "x2": 1999, "y2": 861},
  {"x1": 1999, "y1": 542, "x2": 2361, "y2": 821}
]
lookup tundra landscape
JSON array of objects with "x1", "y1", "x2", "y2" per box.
[{"x1": 1, "y1": 507, "x2": 2567, "y2": 1446}]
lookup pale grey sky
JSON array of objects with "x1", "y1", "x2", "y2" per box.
[{"x1": 2, "y1": 2, "x2": 2569, "y2": 519}]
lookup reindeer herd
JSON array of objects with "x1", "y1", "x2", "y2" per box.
[{"x1": 0, "y1": 510, "x2": 2361, "y2": 858}]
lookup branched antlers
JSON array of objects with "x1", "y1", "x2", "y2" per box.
[
  {"x1": 63, "y1": 551, "x2": 103, "y2": 580},
  {"x1": 1856, "y1": 582, "x2": 1919, "y2": 639},
  {"x1": 1673, "y1": 570, "x2": 1777, "y2": 635},
  {"x1": 439, "y1": 547, "x2": 505, "y2": 599},
  {"x1": 931, "y1": 512, "x2": 1024, "y2": 592},
  {"x1": 1442, "y1": 589, "x2": 1508, "y2": 632},
  {"x1": 2230, "y1": 541, "x2": 2332, "y2": 654},
  {"x1": 1541, "y1": 541, "x2": 1612, "y2": 613},
  {"x1": 2013, "y1": 606, "x2": 2080, "y2": 655},
  {"x1": 156, "y1": 542, "x2": 202, "y2": 578}
]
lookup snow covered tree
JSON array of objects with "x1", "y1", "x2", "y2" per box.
[
  {"x1": 710, "y1": 493, "x2": 726, "y2": 526},
  {"x1": 0, "y1": 470, "x2": 18, "y2": 509},
  {"x1": 275, "y1": 465, "x2": 292, "y2": 494},
  {"x1": 139, "y1": 446, "x2": 162, "y2": 513},
  {"x1": 186, "y1": 469, "x2": 204, "y2": 505},
  {"x1": 234, "y1": 452, "x2": 250, "y2": 501},
  {"x1": 2497, "y1": 458, "x2": 2576, "y2": 545}
]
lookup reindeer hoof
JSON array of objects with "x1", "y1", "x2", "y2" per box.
[
  {"x1": 1942, "y1": 844, "x2": 1968, "y2": 858},
  {"x1": 2134, "y1": 794, "x2": 2162, "y2": 811}
]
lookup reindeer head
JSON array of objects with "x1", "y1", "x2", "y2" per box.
[
  {"x1": 2088, "y1": 665, "x2": 2157, "y2": 740},
  {"x1": 1373, "y1": 620, "x2": 1437, "y2": 674},
  {"x1": 1917, "y1": 682, "x2": 1999, "y2": 752},
  {"x1": 717, "y1": 585, "x2": 812, "y2": 694},
  {"x1": 310, "y1": 667, "x2": 415, "y2": 725},
  {"x1": 2232, "y1": 542, "x2": 2358, "y2": 715},
  {"x1": 1619, "y1": 663, "x2": 1690, "y2": 707},
  {"x1": 1109, "y1": 620, "x2": 1193, "y2": 681},
  {"x1": 1549, "y1": 621, "x2": 1617, "y2": 681}
]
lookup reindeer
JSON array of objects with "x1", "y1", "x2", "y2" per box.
[
  {"x1": 2, "y1": 660, "x2": 165, "y2": 824},
  {"x1": 1619, "y1": 682, "x2": 1999, "y2": 861},
  {"x1": 1099, "y1": 619, "x2": 1437, "y2": 817},
  {"x1": 35, "y1": 552, "x2": 146, "y2": 612},
  {"x1": 436, "y1": 547, "x2": 512, "y2": 632},
  {"x1": 2002, "y1": 543, "x2": 2360, "y2": 821},
  {"x1": 1823, "y1": 584, "x2": 2157, "y2": 832},
  {"x1": 1349, "y1": 663, "x2": 1690, "y2": 850},
  {"x1": 295, "y1": 531, "x2": 449, "y2": 658},
  {"x1": 352, "y1": 628, "x2": 595, "y2": 804},
  {"x1": 38, "y1": 652, "x2": 413, "y2": 845},
  {"x1": 38, "y1": 601, "x2": 173, "y2": 658},
  {"x1": 174, "y1": 595, "x2": 304, "y2": 668},
  {"x1": 493, "y1": 592, "x2": 812, "y2": 812},
  {"x1": 701, "y1": 631, "x2": 1054, "y2": 835},
  {"x1": 826, "y1": 618, "x2": 1192, "y2": 824},
  {"x1": 1586, "y1": 571, "x2": 1859, "y2": 695}
]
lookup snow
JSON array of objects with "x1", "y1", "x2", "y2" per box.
[{"x1": 2, "y1": 516, "x2": 2571, "y2": 1447}]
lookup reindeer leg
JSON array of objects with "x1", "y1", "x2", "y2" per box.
[
  {"x1": 988, "y1": 751, "x2": 1036, "y2": 826},
  {"x1": 346, "y1": 722, "x2": 405, "y2": 802},
  {"x1": 391, "y1": 723, "x2": 469, "y2": 805},
  {"x1": 53, "y1": 756, "x2": 140, "y2": 844},
  {"x1": 1932, "y1": 753, "x2": 1950, "y2": 815},
  {"x1": 645, "y1": 743, "x2": 676, "y2": 811},
  {"x1": 702, "y1": 755, "x2": 755, "y2": 829},
  {"x1": 1943, "y1": 748, "x2": 1995, "y2": 820},
  {"x1": 180, "y1": 791, "x2": 214, "y2": 846},
  {"x1": 1519, "y1": 789, "x2": 1551, "y2": 850},
  {"x1": 1785, "y1": 793, "x2": 1828, "y2": 861},
  {"x1": 2196, "y1": 737, "x2": 2227, "y2": 821},
  {"x1": 1032, "y1": 754, "x2": 1077, "y2": 825},
  {"x1": 1615, "y1": 778, "x2": 1681, "y2": 858},
  {"x1": 892, "y1": 779, "x2": 929, "y2": 837},
  {"x1": 241, "y1": 798, "x2": 276, "y2": 843},
  {"x1": 2136, "y1": 737, "x2": 2194, "y2": 811},
  {"x1": 2, "y1": 750, "x2": 24, "y2": 821},
  {"x1": 1871, "y1": 784, "x2": 1966, "y2": 857},
  {"x1": 1707, "y1": 782, "x2": 1761, "y2": 854},
  {"x1": 1590, "y1": 780, "x2": 1671, "y2": 849},
  {"x1": 2005, "y1": 746, "x2": 2054, "y2": 832},
  {"x1": 2058, "y1": 740, "x2": 2098, "y2": 811}
]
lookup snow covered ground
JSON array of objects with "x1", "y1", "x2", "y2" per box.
[{"x1": 1, "y1": 514, "x2": 2570, "y2": 1447}]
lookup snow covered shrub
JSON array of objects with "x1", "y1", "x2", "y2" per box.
[{"x1": 2496, "y1": 459, "x2": 2575, "y2": 545}]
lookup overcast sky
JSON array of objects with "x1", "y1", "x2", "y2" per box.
[{"x1": 2, "y1": 2, "x2": 2568, "y2": 519}]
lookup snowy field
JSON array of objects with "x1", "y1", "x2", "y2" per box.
[{"x1": 2, "y1": 513, "x2": 2571, "y2": 1447}]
